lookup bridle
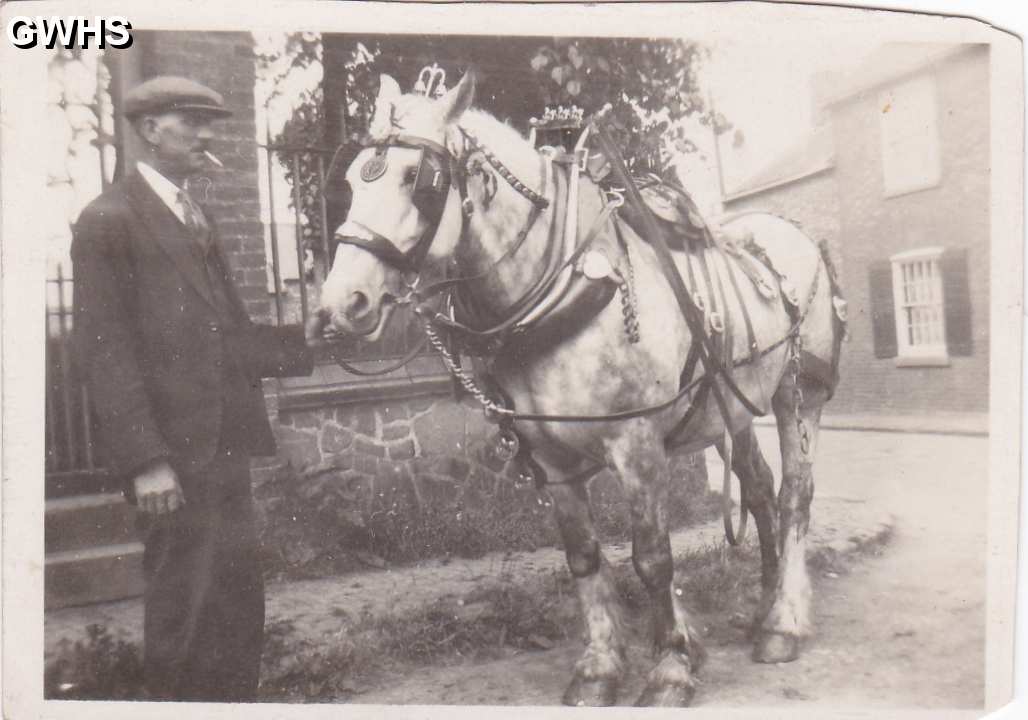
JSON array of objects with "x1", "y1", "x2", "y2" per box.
[{"x1": 334, "y1": 129, "x2": 549, "y2": 287}]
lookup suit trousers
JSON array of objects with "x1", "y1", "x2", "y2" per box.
[{"x1": 138, "y1": 449, "x2": 264, "y2": 702}]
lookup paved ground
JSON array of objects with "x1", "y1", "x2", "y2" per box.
[{"x1": 352, "y1": 426, "x2": 988, "y2": 709}]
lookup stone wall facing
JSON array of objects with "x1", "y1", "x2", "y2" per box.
[
  {"x1": 251, "y1": 385, "x2": 709, "y2": 574},
  {"x1": 258, "y1": 388, "x2": 708, "y2": 528}
]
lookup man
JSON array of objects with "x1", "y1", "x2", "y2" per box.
[{"x1": 71, "y1": 76, "x2": 313, "y2": 701}]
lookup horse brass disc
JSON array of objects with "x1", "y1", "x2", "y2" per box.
[{"x1": 361, "y1": 154, "x2": 388, "y2": 182}]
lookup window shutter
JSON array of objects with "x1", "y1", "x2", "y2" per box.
[
  {"x1": 868, "y1": 260, "x2": 898, "y2": 359},
  {"x1": 941, "y1": 247, "x2": 973, "y2": 356}
]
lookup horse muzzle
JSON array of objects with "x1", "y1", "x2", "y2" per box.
[{"x1": 308, "y1": 295, "x2": 384, "y2": 342}]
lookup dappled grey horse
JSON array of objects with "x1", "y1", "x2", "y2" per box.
[{"x1": 309, "y1": 72, "x2": 844, "y2": 706}]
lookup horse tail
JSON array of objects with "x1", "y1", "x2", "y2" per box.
[{"x1": 800, "y1": 239, "x2": 847, "y2": 401}]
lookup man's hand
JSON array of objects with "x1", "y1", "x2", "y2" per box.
[{"x1": 133, "y1": 459, "x2": 185, "y2": 515}]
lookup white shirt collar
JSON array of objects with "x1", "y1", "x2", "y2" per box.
[{"x1": 137, "y1": 161, "x2": 186, "y2": 223}]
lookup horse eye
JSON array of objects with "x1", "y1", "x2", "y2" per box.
[{"x1": 403, "y1": 167, "x2": 418, "y2": 187}]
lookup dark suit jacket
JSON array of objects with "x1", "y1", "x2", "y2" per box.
[{"x1": 71, "y1": 170, "x2": 313, "y2": 485}]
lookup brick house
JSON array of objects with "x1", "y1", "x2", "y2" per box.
[{"x1": 724, "y1": 43, "x2": 989, "y2": 415}]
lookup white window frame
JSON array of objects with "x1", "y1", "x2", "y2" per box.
[
  {"x1": 879, "y1": 74, "x2": 942, "y2": 198},
  {"x1": 890, "y1": 247, "x2": 949, "y2": 366}
]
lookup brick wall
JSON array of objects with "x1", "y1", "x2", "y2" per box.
[
  {"x1": 135, "y1": 30, "x2": 272, "y2": 321},
  {"x1": 827, "y1": 46, "x2": 989, "y2": 413}
]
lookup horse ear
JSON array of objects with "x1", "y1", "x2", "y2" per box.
[
  {"x1": 377, "y1": 74, "x2": 402, "y2": 106},
  {"x1": 369, "y1": 74, "x2": 402, "y2": 137},
  {"x1": 438, "y1": 71, "x2": 476, "y2": 124}
]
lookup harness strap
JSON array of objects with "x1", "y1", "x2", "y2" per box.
[
  {"x1": 710, "y1": 249, "x2": 733, "y2": 359},
  {"x1": 683, "y1": 249, "x2": 702, "y2": 317},
  {"x1": 723, "y1": 250, "x2": 760, "y2": 362},
  {"x1": 446, "y1": 163, "x2": 567, "y2": 339},
  {"x1": 695, "y1": 248, "x2": 717, "y2": 334},
  {"x1": 327, "y1": 335, "x2": 429, "y2": 376},
  {"x1": 664, "y1": 369, "x2": 708, "y2": 446},
  {"x1": 709, "y1": 251, "x2": 750, "y2": 546},
  {"x1": 338, "y1": 221, "x2": 422, "y2": 273}
]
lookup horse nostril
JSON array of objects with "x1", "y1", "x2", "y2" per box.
[
  {"x1": 348, "y1": 291, "x2": 369, "y2": 318},
  {"x1": 306, "y1": 307, "x2": 331, "y2": 340}
]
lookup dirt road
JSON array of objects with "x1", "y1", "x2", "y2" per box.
[{"x1": 354, "y1": 427, "x2": 987, "y2": 709}]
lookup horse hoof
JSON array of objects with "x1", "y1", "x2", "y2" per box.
[
  {"x1": 752, "y1": 631, "x2": 800, "y2": 664},
  {"x1": 562, "y1": 676, "x2": 618, "y2": 707},
  {"x1": 635, "y1": 681, "x2": 696, "y2": 707}
]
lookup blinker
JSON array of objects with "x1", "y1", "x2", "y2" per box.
[{"x1": 411, "y1": 147, "x2": 451, "y2": 220}]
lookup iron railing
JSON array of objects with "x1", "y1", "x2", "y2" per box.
[
  {"x1": 45, "y1": 49, "x2": 114, "y2": 497},
  {"x1": 46, "y1": 264, "x2": 108, "y2": 495}
]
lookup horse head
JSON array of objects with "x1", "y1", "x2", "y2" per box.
[{"x1": 310, "y1": 73, "x2": 477, "y2": 342}]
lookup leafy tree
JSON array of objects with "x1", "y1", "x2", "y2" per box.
[{"x1": 527, "y1": 38, "x2": 719, "y2": 175}]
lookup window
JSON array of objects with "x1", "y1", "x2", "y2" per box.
[
  {"x1": 868, "y1": 247, "x2": 974, "y2": 365},
  {"x1": 879, "y1": 74, "x2": 941, "y2": 197},
  {"x1": 890, "y1": 248, "x2": 947, "y2": 363}
]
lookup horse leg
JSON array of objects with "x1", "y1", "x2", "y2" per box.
[
  {"x1": 608, "y1": 423, "x2": 705, "y2": 707},
  {"x1": 548, "y1": 480, "x2": 626, "y2": 706},
  {"x1": 717, "y1": 425, "x2": 780, "y2": 629},
  {"x1": 753, "y1": 376, "x2": 827, "y2": 663}
]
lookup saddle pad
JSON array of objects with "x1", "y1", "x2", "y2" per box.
[{"x1": 617, "y1": 178, "x2": 710, "y2": 251}]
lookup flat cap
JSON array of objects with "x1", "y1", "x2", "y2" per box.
[{"x1": 123, "y1": 76, "x2": 232, "y2": 119}]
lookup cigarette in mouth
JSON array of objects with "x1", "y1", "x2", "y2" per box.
[{"x1": 203, "y1": 150, "x2": 224, "y2": 168}]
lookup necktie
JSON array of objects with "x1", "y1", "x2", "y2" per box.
[{"x1": 178, "y1": 189, "x2": 210, "y2": 253}]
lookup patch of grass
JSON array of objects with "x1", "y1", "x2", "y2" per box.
[
  {"x1": 44, "y1": 624, "x2": 145, "y2": 700},
  {"x1": 258, "y1": 456, "x2": 716, "y2": 581},
  {"x1": 675, "y1": 541, "x2": 763, "y2": 614},
  {"x1": 364, "y1": 494, "x2": 559, "y2": 563},
  {"x1": 808, "y1": 523, "x2": 895, "y2": 577},
  {"x1": 605, "y1": 538, "x2": 764, "y2": 625},
  {"x1": 258, "y1": 574, "x2": 580, "y2": 702},
  {"x1": 374, "y1": 580, "x2": 575, "y2": 663},
  {"x1": 259, "y1": 618, "x2": 371, "y2": 702}
]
